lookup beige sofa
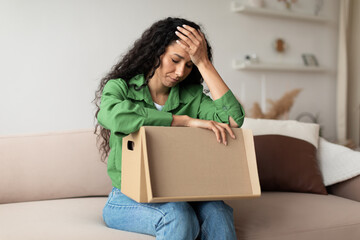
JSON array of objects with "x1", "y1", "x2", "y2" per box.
[{"x1": 1, "y1": 130, "x2": 359, "y2": 240}]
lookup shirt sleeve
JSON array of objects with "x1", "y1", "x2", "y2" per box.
[
  {"x1": 197, "y1": 89, "x2": 245, "y2": 127},
  {"x1": 97, "y1": 79, "x2": 173, "y2": 136}
]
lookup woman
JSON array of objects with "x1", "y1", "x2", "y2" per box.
[{"x1": 94, "y1": 17, "x2": 244, "y2": 240}]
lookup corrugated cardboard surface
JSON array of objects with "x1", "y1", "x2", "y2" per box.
[{"x1": 122, "y1": 126, "x2": 260, "y2": 203}]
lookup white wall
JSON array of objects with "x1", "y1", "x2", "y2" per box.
[{"x1": 0, "y1": 0, "x2": 339, "y2": 140}]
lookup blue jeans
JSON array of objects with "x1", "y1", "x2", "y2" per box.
[{"x1": 103, "y1": 187, "x2": 237, "y2": 240}]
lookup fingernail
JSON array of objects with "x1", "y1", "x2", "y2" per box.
[
  {"x1": 177, "y1": 26, "x2": 181, "y2": 30},
  {"x1": 225, "y1": 142, "x2": 227, "y2": 146}
]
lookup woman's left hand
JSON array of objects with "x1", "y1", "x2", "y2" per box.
[{"x1": 175, "y1": 25, "x2": 209, "y2": 66}]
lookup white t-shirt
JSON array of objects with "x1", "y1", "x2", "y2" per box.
[{"x1": 154, "y1": 102, "x2": 164, "y2": 111}]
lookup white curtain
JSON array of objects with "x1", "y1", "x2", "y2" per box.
[{"x1": 336, "y1": 0, "x2": 350, "y2": 143}]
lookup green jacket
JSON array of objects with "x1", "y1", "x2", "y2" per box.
[{"x1": 97, "y1": 74, "x2": 245, "y2": 189}]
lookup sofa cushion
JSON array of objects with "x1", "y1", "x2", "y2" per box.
[
  {"x1": 329, "y1": 175, "x2": 360, "y2": 202},
  {"x1": 0, "y1": 130, "x2": 113, "y2": 204},
  {"x1": 0, "y1": 197, "x2": 154, "y2": 240},
  {"x1": 2, "y1": 195, "x2": 359, "y2": 240},
  {"x1": 226, "y1": 192, "x2": 360, "y2": 240},
  {"x1": 242, "y1": 118, "x2": 327, "y2": 194}
]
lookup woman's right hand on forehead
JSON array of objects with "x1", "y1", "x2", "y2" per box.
[{"x1": 175, "y1": 25, "x2": 209, "y2": 67}]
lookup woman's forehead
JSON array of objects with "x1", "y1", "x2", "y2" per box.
[{"x1": 165, "y1": 43, "x2": 191, "y2": 61}]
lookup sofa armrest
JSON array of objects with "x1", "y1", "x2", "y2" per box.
[{"x1": 328, "y1": 175, "x2": 360, "y2": 202}]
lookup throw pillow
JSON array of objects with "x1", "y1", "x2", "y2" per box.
[
  {"x1": 317, "y1": 137, "x2": 360, "y2": 186},
  {"x1": 242, "y1": 118, "x2": 327, "y2": 194}
]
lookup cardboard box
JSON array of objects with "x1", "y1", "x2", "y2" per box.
[{"x1": 121, "y1": 126, "x2": 260, "y2": 203}]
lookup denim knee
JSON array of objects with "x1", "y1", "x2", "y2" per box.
[
  {"x1": 156, "y1": 202, "x2": 200, "y2": 240},
  {"x1": 190, "y1": 201, "x2": 236, "y2": 240}
]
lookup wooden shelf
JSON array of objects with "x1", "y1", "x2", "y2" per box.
[
  {"x1": 231, "y1": 2, "x2": 327, "y2": 22},
  {"x1": 233, "y1": 60, "x2": 326, "y2": 73}
]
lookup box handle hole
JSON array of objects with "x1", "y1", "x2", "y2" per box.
[{"x1": 127, "y1": 141, "x2": 135, "y2": 151}]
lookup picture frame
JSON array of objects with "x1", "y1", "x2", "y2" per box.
[{"x1": 302, "y1": 54, "x2": 319, "y2": 66}]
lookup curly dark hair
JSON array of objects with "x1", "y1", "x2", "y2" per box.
[{"x1": 93, "y1": 17, "x2": 213, "y2": 161}]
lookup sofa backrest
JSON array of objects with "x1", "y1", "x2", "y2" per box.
[{"x1": 0, "y1": 129, "x2": 112, "y2": 204}]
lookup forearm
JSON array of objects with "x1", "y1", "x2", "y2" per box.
[
  {"x1": 197, "y1": 60, "x2": 229, "y2": 100},
  {"x1": 175, "y1": 25, "x2": 243, "y2": 128},
  {"x1": 98, "y1": 99, "x2": 172, "y2": 135},
  {"x1": 197, "y1": 61, "x2": 239, "y2": 127},
  {"x1": 171, "y1": 115, "x2": 190, "y2": 127}
]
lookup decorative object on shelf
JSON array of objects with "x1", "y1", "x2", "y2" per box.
[
  {"x1": 273, "y1": 38, "x2": 287, "y2": 53},
  {"x1": 251, "y1": 88, "x2": 302, "y2": 119},
  {"x1": 278, "y1": 0, "x2": 298, "y2": 10},
  {"x1": 314, "y1": 0, "x2": 324, "y2": 16},
  {"x1": 244, "y1": 53, "x2": 259, "y2": 64},
  {"x1": 247, "y1": 0, "x2": 265, "y2": 8},
  {"x1": 302, "y1": 54, "x2": 319, "y2": 66}
]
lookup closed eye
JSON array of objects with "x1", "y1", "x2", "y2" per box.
[{"x1": 172, "y1": 58, "x2": 193, "y2": 69}]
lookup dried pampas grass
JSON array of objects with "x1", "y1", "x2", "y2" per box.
[
  {"x1": 251, "y1": 88, "x2": 302, "y2": 119},
  {"x1": 251, "y1": 102, "x2": 264, "y2": 119}
]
